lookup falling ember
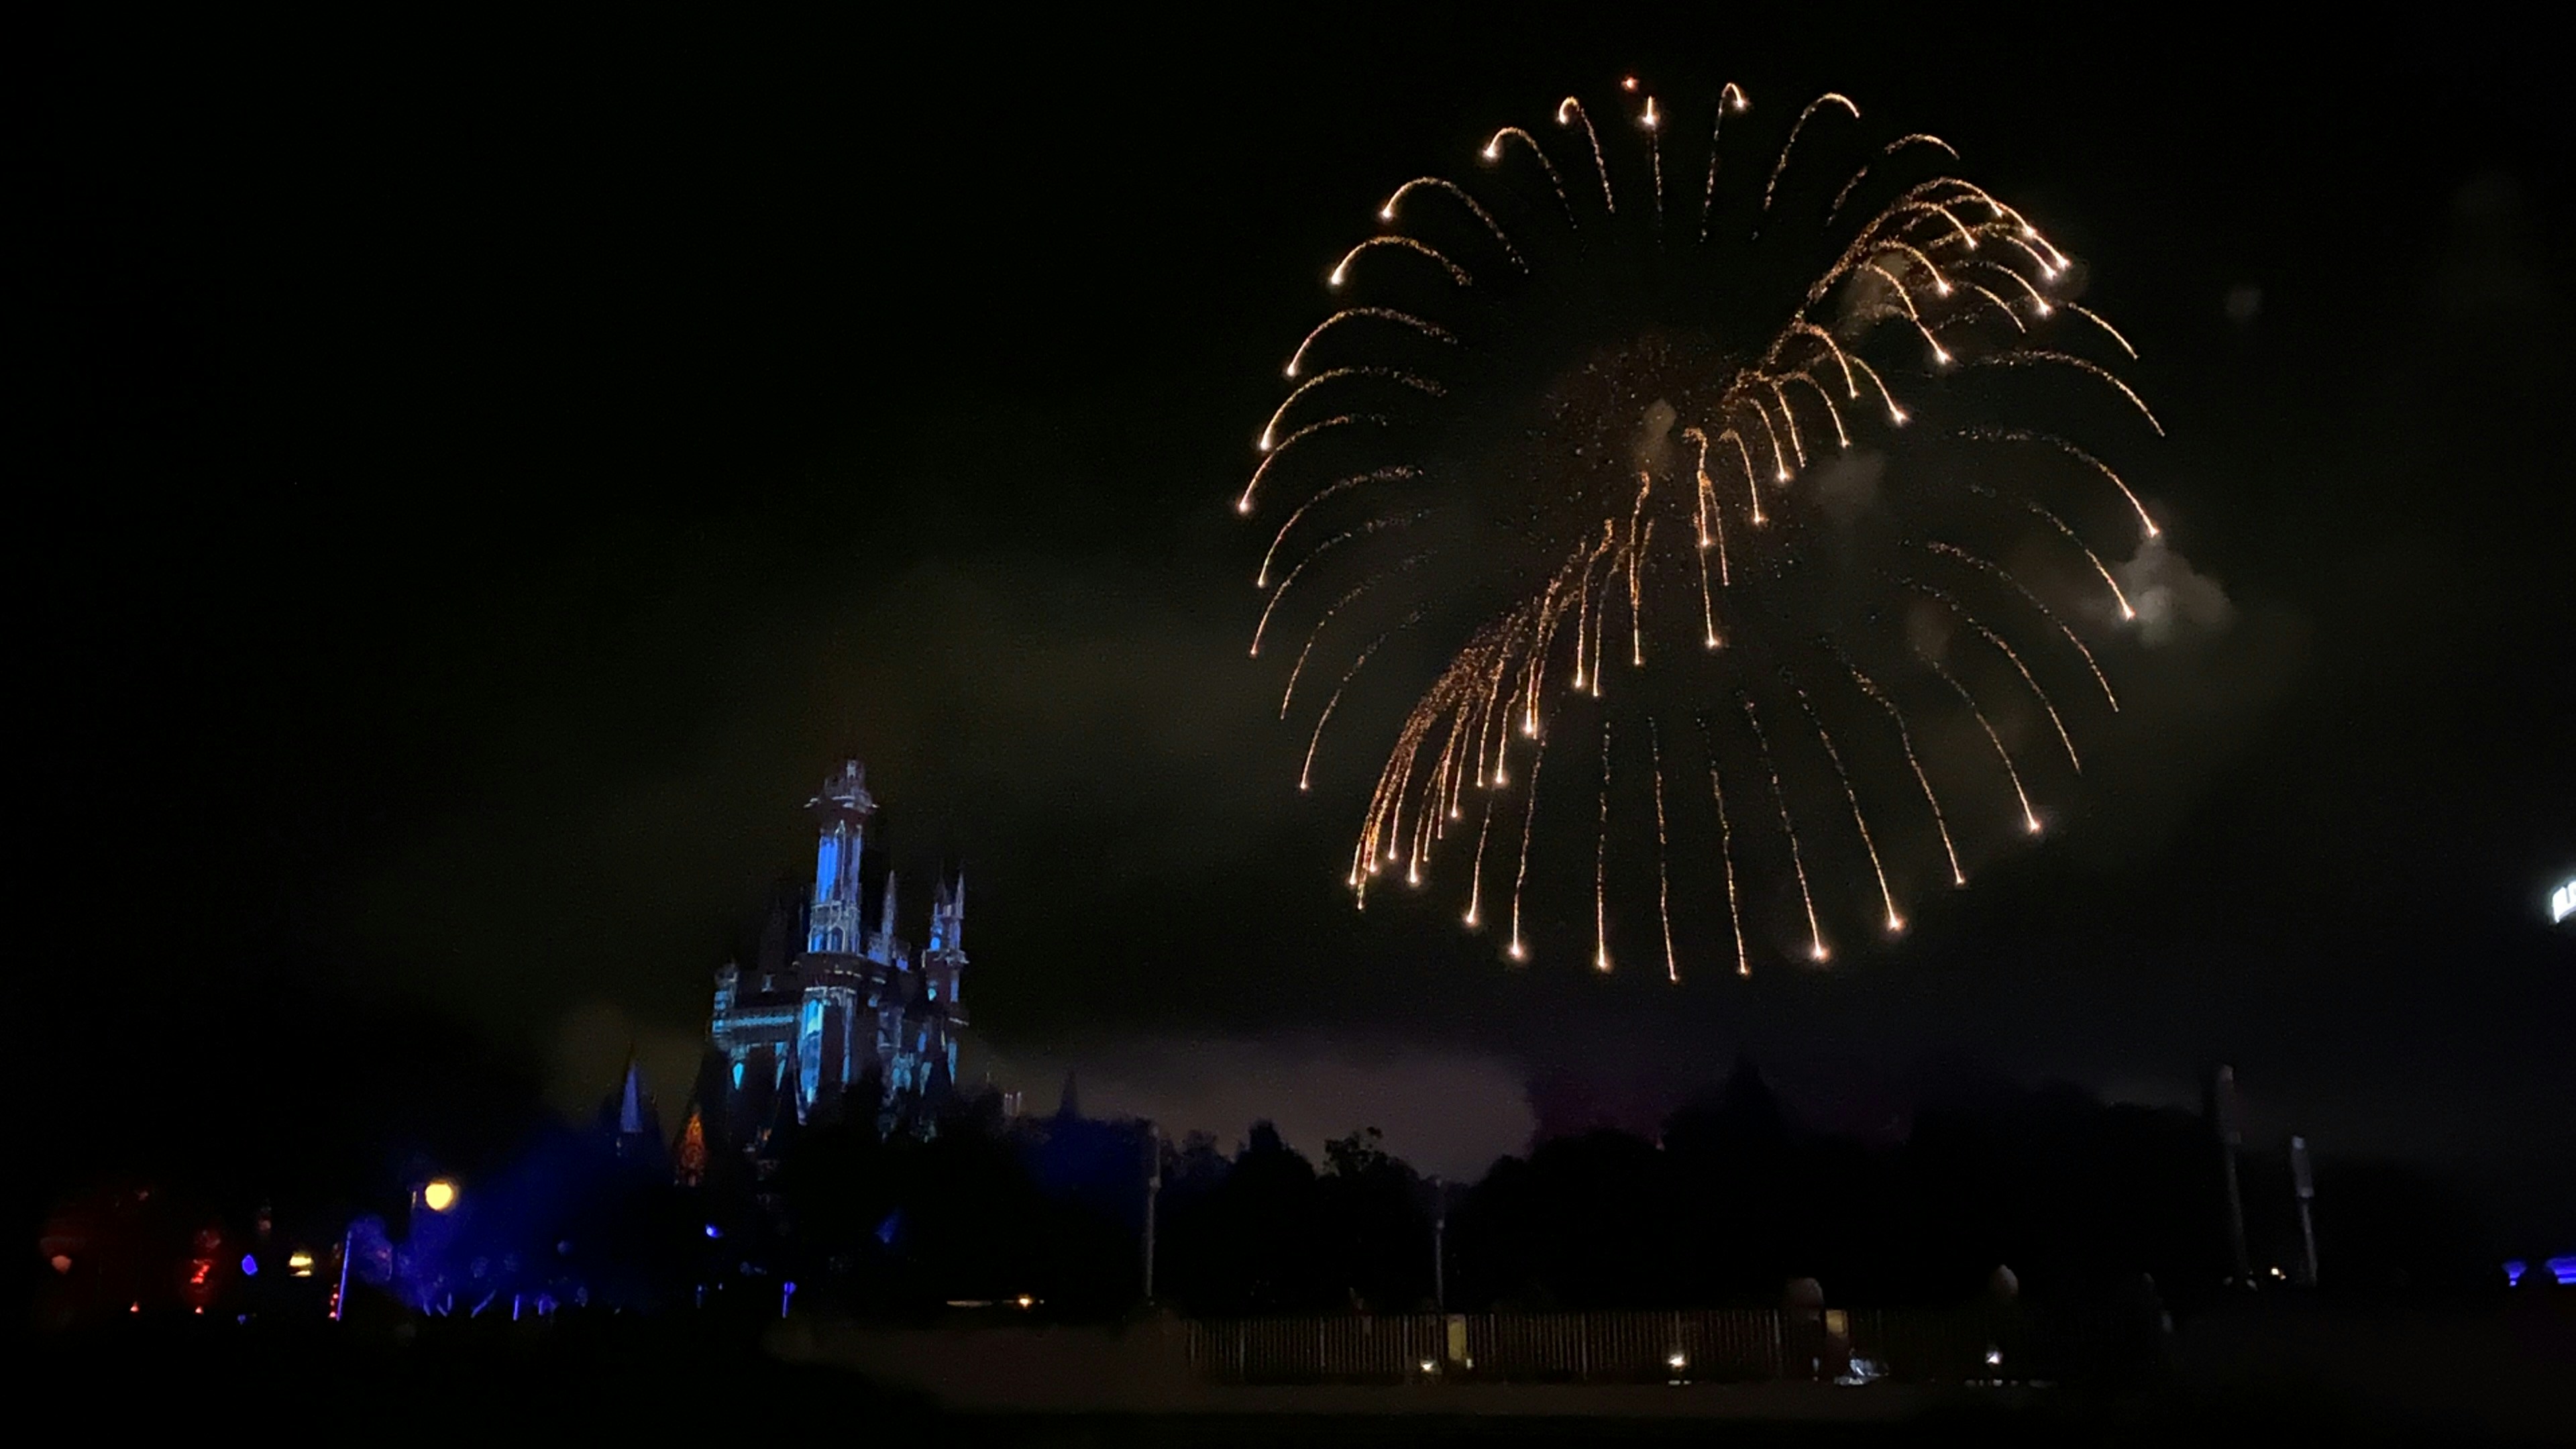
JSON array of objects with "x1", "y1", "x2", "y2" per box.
[{"x1": 1236, "y1": 78, "x2": 2164, "y2": 973}]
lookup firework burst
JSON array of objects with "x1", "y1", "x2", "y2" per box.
[{"x1": 1238, "y1": 79, "x2": 2161, "y2": 976}]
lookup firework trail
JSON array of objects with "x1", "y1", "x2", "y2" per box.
[
  {"x1": 1260, "y1": 368, "x2": 1445, "y2": 451},
  {"x1": 1957, "y1": 480, "x2": 2138, "y2": 621},
  {"x1": 1594, "y1": 718, "x2": 1613, "y2": 971},
  {"x1": 1793, "y1": 680, "x2": 1903, "y2": 934},
  {"x1": 1329, "y1": 235, "x2": 1472, "y2": 290},
  {"x1": 1237, "y1": 77, "x2": 2164, "y2": 972},
  {"x1": 1971, "y1": 351, "x2": 2164, "y2": 435},
  {"x1": 1924, "y1": 540, "x2": 2121, "y2": 709},
  {"x1": 1957, "y1": 427, "x2": 2161, "y2": 540},
  {"x1": 1764, "y1": 93, "x2": 1860, "y2": 217},
  {"x1": 1556, "y1": 98, "x2": 1615, "y2": 213},
  {"x1": 1913, "y1": 580, "x2": 2085, "y2": 770},
  {"x1": 1259, "y1": 466, "x2": 1420, "y2": 587},
  {"x1": 1697, "y1": 715, "x2": 1752, "y2": 975},
  {"x1": 1743, "y1": 695, "x2": 1828, "y2": 963},
  {"x1": 1287, "y1": 309, "x2": 1456, "y2": 379},
  {"x1": 1640, "y1": 94, "x2": 1665, "y2": 218},
  {"x1": 1649, "y1": 718, "x2": 1678, "y2": 982},
  {"x1": 1236, "y1": 413, "x2": 1385, "y2": 515},
  {"x1": 1699, "y1": 83, "x2": 1749, "y2": 241},
  {"x1": 1379, "y1": 177, "x2": 1528, "y2": 270},
  {"x1": 1280, "y1": 554, "x2": 1428, "y2": 716},
  {"x1": 1845, "y1": 661, "x2": 1966, "y2": 885},
  {"x1": 1507, "y1": 733, "x2": 1547, "y2": 961},
  {"x1": 1925, "y1": 653, "x2": 2043, "y2": 835}
]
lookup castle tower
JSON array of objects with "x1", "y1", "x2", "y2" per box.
[{"x1": 804, "y1": 761, "x2": 875, "y2": 956}]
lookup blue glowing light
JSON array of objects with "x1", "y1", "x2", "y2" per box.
[
  {"x1": 731, "y1": 1060, "x2": 745, "y2": 1089},
  {"x1": 2554, "y1": 1255, "x2": 2576, "y2": 1286},
  {"x1": 704, "y1": 1224, "x2": 722, "y2": 1240},
  {"x1": 2505, "y1": 1260, "x2": 2528, "y2": 1285},
  {"x1": 240, "y1": 1254, "x2": 259, "y2": 1277},
  {"x1": 815, "y1": 835, "x2": 841, "y2": 904}
]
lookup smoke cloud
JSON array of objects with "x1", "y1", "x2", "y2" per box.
[{"x1": 2114, "y1": 535, "x2": 2235, "y2": 645}]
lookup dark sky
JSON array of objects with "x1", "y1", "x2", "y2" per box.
[{"x1": 28, "y1": 11, "x2": 2573, "y2": 1233}]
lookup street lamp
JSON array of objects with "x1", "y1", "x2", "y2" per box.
[{"x1": 421, "y1": 1179, "x2": 459, "y2": 1214}]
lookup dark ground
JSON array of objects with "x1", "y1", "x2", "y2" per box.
[{"x1": 34, "y1": 1297, "x2": 2572, "y2": 1447}]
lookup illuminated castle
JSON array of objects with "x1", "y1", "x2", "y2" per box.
[{"x1": 706, "y1": 761, "x2": 969, "y2": 1132}]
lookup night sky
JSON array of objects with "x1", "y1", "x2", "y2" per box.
[{"x1": 28, "y1": 12, "x2": 2573, "y2": 1239}]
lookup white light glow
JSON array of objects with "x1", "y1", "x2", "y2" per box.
[{"x1": 2553, "y1": 877, "x2": 2576, "y2": 924}]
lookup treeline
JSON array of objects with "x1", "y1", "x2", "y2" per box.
[{"x1": 747, "y1": 1060, "x2": 2498, "y2": 1318}]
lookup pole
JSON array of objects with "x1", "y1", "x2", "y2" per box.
[
  {"x1": 1432, "y1": 1178, "x2": 1447, "y2": 1311},
  {"x1": 2212, "y1": 1066, "x2": 2250, "y2": 1285},
  {"x1": 331, "y1": 1223, "x2": 352, "y2": 1322},
  {"x1": 2290, "y1": 1134, "x2": 2320, "y2": 1287},
  {"x1": 1142, "y1": 1122, "x2": 1161, "y2": 1305}
]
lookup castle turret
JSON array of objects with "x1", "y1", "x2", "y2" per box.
[{"x1": 925, "y1": 872, "x2": 967, "y2": 1011}]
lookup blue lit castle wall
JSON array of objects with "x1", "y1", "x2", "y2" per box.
[{"x1": 707, "y1": 761, "x2": 970, "y2": 1133}]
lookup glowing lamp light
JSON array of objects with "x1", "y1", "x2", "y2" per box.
[
  {"x1": 421, "y1": 1179, "x2": 459, "y2": 1213},
  {"x1": 240, "y1": 1254, "x2": 259, "y2": 1277},
  {"x1": 1016, "y1": 1294, "x2": 1036, "y2": 1309},
  {"x1": 1667, "y1": 1352, "x2": 1687, "y2": 1370},
  {"x1": 286, "y1": 1252, "x2": 314, "y2": 1277},
  {"x1": 2551, "y1": 877, "x2": 2576, "y2": 924}
]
